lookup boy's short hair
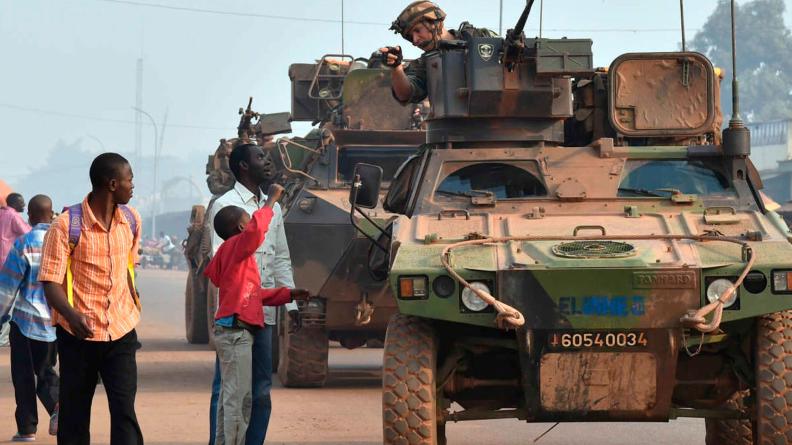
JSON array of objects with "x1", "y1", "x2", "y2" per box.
[
  {"x1": 214, "y1": 205, "x2": 248, "y2": 241},
  {"x1": 89, "y1": 153, "x2": 130, "y2": 189}
]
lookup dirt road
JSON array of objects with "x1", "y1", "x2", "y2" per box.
[{"x1": 0, "y1": 269, "x2": 707, "y2": 444}]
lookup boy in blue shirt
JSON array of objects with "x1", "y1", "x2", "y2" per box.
[{"x1": 0, "y1": 195, "x2": 59, "y2": 442}]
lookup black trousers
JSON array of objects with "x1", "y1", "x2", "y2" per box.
[
  {"x1": 56, "y1": 326, "x2": 144, "y2": 445},
  {"x1": 9, "y1": 322, "x2": 59, "y2": 435}
]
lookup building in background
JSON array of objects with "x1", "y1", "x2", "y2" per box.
[{"x1": 751, "y1": 119, "x2": 792, "y2": 207}]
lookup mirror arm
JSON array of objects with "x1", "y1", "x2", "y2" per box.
[
  {"x1": 349, "y1": 185, "x2": 390, "y2": 253},
  {"x1": 746, "y1": 174, "x2": 767, "y2": 215},
  {"x1": 354, "y1": 206, "x2": 391, "y2": 240}
]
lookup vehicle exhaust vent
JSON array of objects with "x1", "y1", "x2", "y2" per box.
[{"x1": 552, "y1": 240, "x2": 636, "y2": 259}]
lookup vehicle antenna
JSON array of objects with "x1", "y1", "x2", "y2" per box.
[
  {"x1": 539, "y1": 0, "x2": 544, "y2": 38},
  {"x1": 679, "y1": 0, "x2": 686, "y2": 51},
  {"x1": 722, "y1": 0, "x2": 750, "y2": 156},
  {"x1": 341, "y1": 0, "x2": 345, "y2": 54},
  {"x1": 728, "y1": 0, "x2": 741, "y2": 126},
  {"x1": 499, "y1": 0, "x2": 503, "y2": 36}
]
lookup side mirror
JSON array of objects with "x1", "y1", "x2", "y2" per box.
[{"x1": 349, "y1": 163, "x2": 383, "y2": 209}]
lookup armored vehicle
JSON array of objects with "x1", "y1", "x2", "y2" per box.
[
  {"x1": 273, "y1": 55, "x2": 424, "y2": 386},
  {"x1": 349, "y1": 2, "x2": 792, "y2": 444},
  {"x1": 184, "y1": 101, "x2": 292, "y2": 345}
]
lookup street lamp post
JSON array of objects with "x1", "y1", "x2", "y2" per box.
[{"x1": 132, "y1": 107, "x2": 159, "y2": 238}]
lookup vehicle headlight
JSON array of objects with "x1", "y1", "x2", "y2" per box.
[
  {"x1": 398, "y1": 276, "x2": 428, "y2": 299},
  {"x1": 461, "y1": 282, "x2": 490, "y2": 312},
  {"x1": 706, "y1": 278, "x2": 738, "y2": 308},
  {"x1": 772, "y1": 270, "x2": 792, "y2": 293}
]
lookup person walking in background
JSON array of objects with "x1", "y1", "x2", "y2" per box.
[
  {"x1": 0, "y1": 192, "x2": 30, "y2": 272},
  {"x1": 39, "y1": 153, "x2": 144, "y2": 445},
  {"x1": 0, "y1": 193, "x2": 32, "y2": 348},
  {"x1": 0, "y1": 195, "x2": 59, "y2": 442}
]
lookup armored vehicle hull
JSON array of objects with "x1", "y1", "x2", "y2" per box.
[
  {"x1": 274, "y1": 60, "x2": 425, "y2": 386},
  {"x1": 348, "y1": 10, "x2": 792, "y2": 442}
]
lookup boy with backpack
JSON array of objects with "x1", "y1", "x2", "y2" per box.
[{"x1": 204, "y1": 183, "x2": 309, "y2": 445}]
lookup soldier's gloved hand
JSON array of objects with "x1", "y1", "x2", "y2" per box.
[
  {"x1": 288, "y1": 309, "x2": 302, "y2": 333},
  {"x1": 379, "y1": 46, "x2": 403, "y2": 68}
]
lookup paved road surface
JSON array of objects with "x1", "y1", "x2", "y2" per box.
[{"x1": 0, "y1": 269, "x2": 707, "y2": 444}]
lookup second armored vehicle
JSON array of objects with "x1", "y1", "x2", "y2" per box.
[{"x1": 273, "y1": 56, "x2": 424, "y2": 386}]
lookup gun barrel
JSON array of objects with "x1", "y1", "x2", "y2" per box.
[{"x1": 511, "y1": 0, "x2": 536, "y2": 38}]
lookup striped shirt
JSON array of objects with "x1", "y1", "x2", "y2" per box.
[
  {"x1": 38, "y1": 197, "x2": 141, "y2": 341},
  {"x1": 0, "y1": 223, "x2": 55, "y2": 342}
]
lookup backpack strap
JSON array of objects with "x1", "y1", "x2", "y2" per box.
[
  {"x1": 65, "y1": 204, "x2": 83, "y2": 307},
  {"x1": 66, "y1": 204, "x2": 83, "y2": 250},
  {"x1": 118, "y1": 205, "x2": 137, "y2": 238},
  {"x1": 118, "y1": 205, "x2": 141, "y2": 310}
]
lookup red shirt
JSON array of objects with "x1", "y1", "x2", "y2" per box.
[{"x1": 204, "y1": 207, "x2": 291, "y2": 327}]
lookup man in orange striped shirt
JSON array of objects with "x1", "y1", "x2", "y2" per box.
[{"x1": 39, "y1": 153, "x2": 144, "y2": 445}]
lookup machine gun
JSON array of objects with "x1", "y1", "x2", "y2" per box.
[
  {"x1": 502, "y1": 0, "x2": 535, "y2": 71},
  {"x1": 237, "y1": 97, "x2": 292, "y2": 144},
  {"x1": 237, "y1": 97, "x2": 260, "y2": 142}
]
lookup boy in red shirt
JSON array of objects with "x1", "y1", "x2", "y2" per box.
[{"x1": 204, "y1": 184, "x2": 308, "y2": 445}]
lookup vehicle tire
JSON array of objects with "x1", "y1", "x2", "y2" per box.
[
  {"x1": 755, "y1": 309, "x2": 792, "y2": 445},
  {"x1": 277, "y1": 310, "x2": 329, "y2": 388},
  {"x1": 382, "y1": 314, "x2": 441, "y2": 445},
  {"x1": 705, "y1": 392, "x2": 753, "y2": 445},
  {"x1": 185, "y1": 269, "x2": 209, "y2": 344},
  {"x1": 206, "y1": 282, "x2": 218, "y2": 349}
]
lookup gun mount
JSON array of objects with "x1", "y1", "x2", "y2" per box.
[{"x1": 425, "y1": 34, "x2": 593, "y2": 145}]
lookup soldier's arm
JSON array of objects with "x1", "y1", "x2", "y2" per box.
[{"x1": 391, "y1": 65, "x2": 414, "y2": 103}]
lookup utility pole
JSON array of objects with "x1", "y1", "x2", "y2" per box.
[
  {"x1": 132, "y1": 106, "x2": 158, "y2": 237},
  {"x1": 155, "y1": 108, "x2": 169, "y2": 235},
  {"x1": 134, "y1": 58, "x2": 144, "y2": 167}
]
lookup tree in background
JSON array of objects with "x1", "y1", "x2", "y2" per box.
[{"x1": 692, "y1": 0, "x2": 792, "y2": 122}]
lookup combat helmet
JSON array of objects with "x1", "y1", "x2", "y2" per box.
[{"x1": 390, "y1": 1, "x2": 446, "y2": 40}]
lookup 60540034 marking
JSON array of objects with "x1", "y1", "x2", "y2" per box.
[{"x1": 548, "y1": 331, "x2": 648, "y2": 349}]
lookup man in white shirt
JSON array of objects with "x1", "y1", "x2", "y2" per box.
[{"x1": 205, "y1": 143, "x2": 298, "y2": 445}]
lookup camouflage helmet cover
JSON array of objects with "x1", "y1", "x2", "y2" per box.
[{"x1": 390, "y1": 1, "x2": 446, "y2": 39}]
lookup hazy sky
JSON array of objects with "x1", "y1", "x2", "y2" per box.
[{"x1": 2, "y1": 0, "x2": 791, "y2": 197}]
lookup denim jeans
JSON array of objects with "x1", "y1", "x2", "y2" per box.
[
  {"x1": 209, "y1": 326, "x2": 272, "y2": 445},
  {"x1": 209, "y1": 356, "x2": 221, "y2": 445},
  {"x1": 247, "y1": 326, "x2": 273, "y2": 445}
]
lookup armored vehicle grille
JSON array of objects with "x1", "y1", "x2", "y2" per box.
[{"x1": 552, "y1": 240, "x2": 636, "y2": 259}]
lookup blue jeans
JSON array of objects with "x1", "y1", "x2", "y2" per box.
[{"x1": 209, "y1": 326, "x2": 272, "y2": 445}]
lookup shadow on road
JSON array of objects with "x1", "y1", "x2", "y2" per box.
[
  {"x1": 323, "y1": 369, "x2": 381, "y2": 388},
  {"x1": 139, "y1": 337, "x2": 211, "y2": 353}
]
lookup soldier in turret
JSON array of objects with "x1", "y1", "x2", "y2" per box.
[{"x1": 379, "y1": 1, "x2": 496, "y2": 104}]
